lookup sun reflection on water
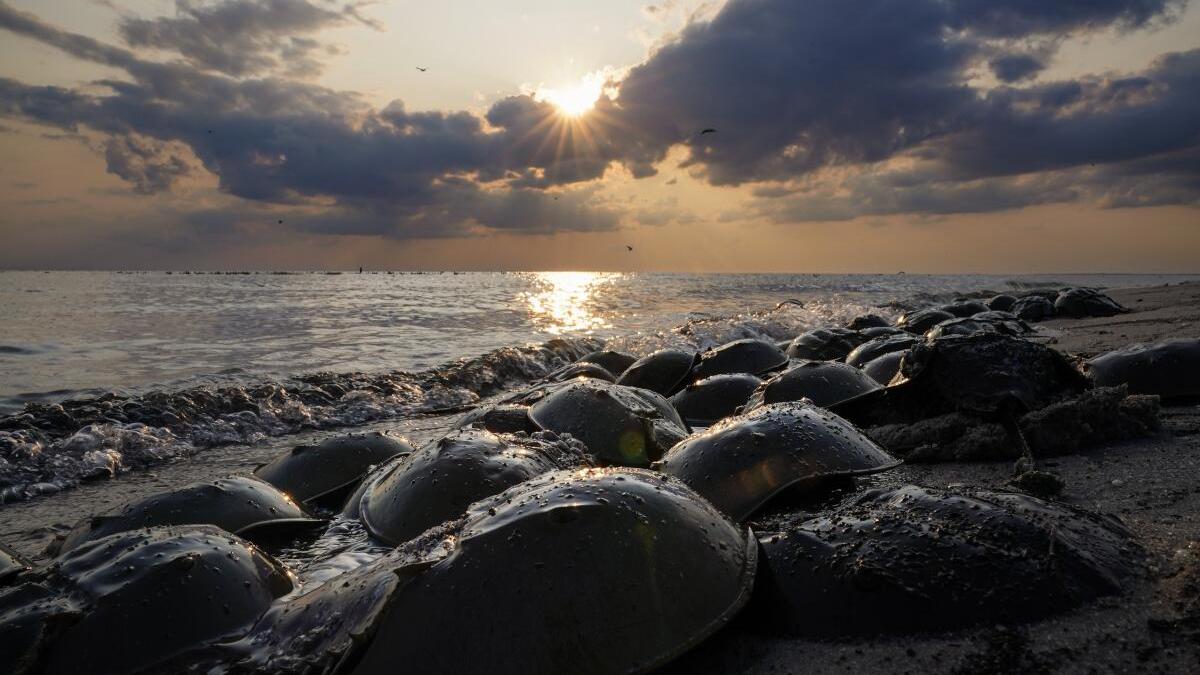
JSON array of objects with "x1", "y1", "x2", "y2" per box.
[{"x1": 522, "y1": 272, "x2": 621, "y2": 335}]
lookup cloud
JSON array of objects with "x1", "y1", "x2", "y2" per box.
[
  {"x1": 117, "y1": 0, "x2": 378, "y2": 77},
  {"x1": 103, "y1": 134, "x2": 196, "y2": 194}
]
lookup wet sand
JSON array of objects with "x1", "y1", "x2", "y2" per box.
[
  {"x1": 666, "y1": 282, "x2": 1200, "y2": 675},
  {"x1": 2, "y1": 282, "x2": 1198, "y2": 673}
]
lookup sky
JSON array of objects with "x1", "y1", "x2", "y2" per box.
[{"x1": 0, "y1": 0, "x2": 1197, "y2": 272}]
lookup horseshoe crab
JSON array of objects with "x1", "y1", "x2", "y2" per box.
[
  {"x1": 0, "y1": 525, "x2": 292, "y2": 675},
  {"x1": 744, "y1": 361, "x2": 882, "y2": 410},
  {"x1": 659, "y1": 402, "x2": 900, "y2": 522},
  {"x1": 845, "y1": 314, "x2": 890, "y2": 330},
  {"x1": 693, "y1": 338, "x2": 789, "y2": 380},
  {"x1": 862, "y1": 351, "x2": 906, "y2": 385},
  {"x1": 1086, "y1": 339, "x2": 1200, "y2": 401},
  {"x1": 753, "y1": 485, "x2": 1144, "y2": 636},
  {"x1": 254, "y1": 431, "x2": 415, "y2": 509},
  {"x1": 616, "y1": 348, "x2": 697, "y2": 396},
  {"x1": 895, "y1": 308, "x2": 955, "y2": 333},
  {"x1": 1012, "y1": 295, "x2": 1056, "y2": 321},
  {"x1": 844, "y1": 334, "x2": 918, "y2": 368},
  {"x1": 1055, "y1": 287, "x2": 1124, "y2": 318},
  {"x1": 359, "y1": 428, "x2": 590, "y2": 546},
  {"x1": 57, "y1": 476, "x2": 322, "y2": 555},
  {"x1": 860, "y1": 325, "x2": 906, "y2": 339},
  {"x1": 578, "y1": 350, "x2": 639, "y2": 377},
  {"x1": 785, "y1": 328, "x2": 868, "y2": 361},
  {"x1": 0, "y1": 543, "x2": 28, "y2": 586},
  {"x1": 923, "y1": 314, "x2": 1030, "y2": 340},
  {"x1": 669, "y1": 374, "x2": 762, "y2": 426},
  {"x1": 351, "y1": 468, "x2": 757, "y2": 675},
  {"x1": 546, "y1": 362, "x2": 616, "y2": 383},
  {"x1": 529, "y1": 379, "x2": 689, "y2": 466},
  {"x1": 938, "y1": 300, "x2": 989, "y2": 317},
  {"x1": 987, "y1": 294, "x2": 1017, "y2": 311},
  {"x1": 453, "y1": 402, "x2": 539, "y2": 434}
]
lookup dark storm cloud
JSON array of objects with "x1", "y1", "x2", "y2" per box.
[
  {"x1": 117, "y1": 0, "x2": 377, "y2": 77},
  {"x1": 1, "y1": 0, "x2": 1197, "y2": 240}
]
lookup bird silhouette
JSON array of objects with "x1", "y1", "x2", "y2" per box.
[
  {"x1": 699, "y1": 128, "x2": 717, "y2": 135},
  {"x1": 277, "y1": 219, "x2": 283, "y2": 224},
  {"x1": 626, "y1": 245, "x2": 634, "y2": 252},
  {"x1": 415, "y1": 67, "x2": 427, "y2": 72}
]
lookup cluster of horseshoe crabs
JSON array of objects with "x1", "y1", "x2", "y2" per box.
[{"x1": 0, "y1": 287, "x2": 1179, "y2": 674}]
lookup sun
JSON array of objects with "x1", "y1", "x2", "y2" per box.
[{"x1": 536, "y1": 77, "x2": 604, "y2": 117}]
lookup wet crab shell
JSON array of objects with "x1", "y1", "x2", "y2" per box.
[
  {"x1": 1085, "y1": 338, "x2": 1200, "y2": 401},
  {"x1": 254, "y1": 431, "x2": 415, "y2": 508},
  {"x1": 987, "y1": 294, "x2": 1018, "y2": 312},
  {"x1": 1055, "y1": 288, "x2": 1124, "y2": 318},
  {"x1": 692, "y1": 339, "x2": 789, "y2": 380},
  {"x1": 529, "y1": 379, "x2": 689, "y2": 467},
  {"x1": 923, "y1": 315, "x2": 1030, "y2": 340},
  {"x1": 577, "y1": 350, "x2": 639, "y2": 377},
  {"x1": 844, "y1": 334, "x2": 918, "y2": 368},
  {"x1": 359, "y1": 429, "x2": 589, "y2": 546},
  {"x1": 1012, "y1": 295, "x2": 1056, "y2": 321},
  {"x1": 895, "y1": 308, "x2": 955, "y2": 333},
  {"x1": 659, "y1": 402, "x2": 900, "y2": 522},
  {"x1": 753, "y1": 485, "x2": 1145, "y2": 636},
  {"x1": 1, "y1": 525, "x2": 293, "y2": 675},
  {"x1": 844, "y1": 314, "x2": 890, "y2": 330},
  {"x1": 545, "y1": 362, "x2": 616, "y2": 383},
  {"x1": 57, "y1": 476, "x2": 322, "y2": 555},
  {"x1": 669, "y1": 374, "x2": 763, "y2": 427},
  {"x1": 350, "y1": 468, "x2": 758, "y2": 675},
  {"x1": 744, "y1": 361, "x2": 883, "y2": 410},
  {"x1": 861, "y1": 351, "x2": 906, "y2": 386},
  {"x1": 616, "y1": 348, "x2": 698, "y2": 397},
  {"x1": 938, "y1": 300, "x2": 990, "y2": 317},
  {"x1": 785, "y1": 328, "x2": 869, "y2": 361},
  {"x1": 452, "y1": 402, "x2": 540, "y2": 434}
]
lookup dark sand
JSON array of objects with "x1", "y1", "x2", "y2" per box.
[
  {"x1": 2, "y1": 283, "x2": 1198, "y2": 674},
  {"x1": 665, "y1": 282, "x2": 1200, "y2": 675}
]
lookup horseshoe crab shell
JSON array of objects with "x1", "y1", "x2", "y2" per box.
[
  {"x1": 254, "y1": 431, "x2": 415, "y2": 508},
  {"x1": 659, "y1": 402, "x2": 900, "y2": 522},
  {"x1": 57, "y1": 476, "x2": 321, "y2": 554},
  {"x1": 987, "y1": 294, "x2": 1017, "y2": 311},
  {"x1": 1085, "y1": 338, "x2": 1200, "y2": 401},
  {"x1": 785, "y1": 328, "x2": 868, "y2": 361},
  {"x1": 845, "y1": 314, "x2": 890, "y2": 330},
  {"x1": 862, "y1": 351, "x2": 906, "y2": 385},
  {"x1": 616, "y1": 348, "x2": 698, "y2": 396},
  {"x1": 578, "y1": 350, "x2": 639, "y2": 377},
  {"x1": 744, "y1": 361, "x2": 882, "y2": 410},
  {"x1": 351, "y1": 468, "x2": 757, "y2": 675},
  {"x1": 844, "y1": 334, "x2": 918, "y2": 368},
  {"x1": 693, "y1": 339, "x2": 788, "y2": 380},
  {"x1": 529, "y1": 379, "x2": 689, "y2": 467},
  {"x1": 939, "y1": 300, "x2": 989, "y2": 317},
  {"x1": 1055, "y1": 287, "x2": 1124, "y2": 318},
  {"x1": 360, "y1": 429, "x2": 589, "y2": 546},
  {"x1": 1012, "y1": 295, "x2": 1056, "y2": 321},
  {"x1": 895, "y1": 308, "x2": 955, "y2": 333},
  {"x1": 2, "y1": 525, "x2": 292, "y2": 675},
  {"x1": 923, "y1": 314, "x2": 1030, "y2": 340},
  {"x1": 754, "y1": 485, "x2": 1144, "y2": 636},
  {"x1": 0, "y1": 543, "x2": 29, "y2": 586},
  {"x1": 669, "y1": 374, "x2": 762, "y2": 426},
  {"x1": 546, "y1": 362, "x2": 616, "y2": 383}
]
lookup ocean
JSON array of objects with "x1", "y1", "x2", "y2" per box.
[{"x1": 1, "y1": 270, "x2": 1196, "y2": 508}]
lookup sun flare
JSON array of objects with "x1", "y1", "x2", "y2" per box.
[{"x1": 537, "y1": 77, "x2": 604, "y2": 117}]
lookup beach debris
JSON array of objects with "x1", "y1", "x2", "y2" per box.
[
  {"x1": 616, "y1": 348, "x2": 698, "y2": 396},
  {"x1": 785, "y1": 327, "x2": 869, "y2": 361},
  {"x1": 254, "y1": 431, "x2": 415, "y2": 509},
  {"x1": 1055, "y1": 287, "x2": 1125, "y2": 318},
  {"x1": 0, "y1": 526, "x2": 292, "y2": 675},
  {"x1": 349, "y1": 468, "x2": 756, "y2": 675},
  {"x1": 669, "y1": 373, "x2": 762, "y2": 426},
  {"x1": 359, "y1": 429, "x2": 590, "y2": 546},
  {"x1": 0, "y1": 542, "x2": 30, "y2": 586},
  {"x1": 660, "y1": 402, "x2": 900, "y2": 522},
  {"x1": 744, "y1": 361, "x2": 882, "y2": 409},
  {"x1": 529, "y1": 379, "x2": 688, "y2": 466},
  {"x1": 895, "y1": 307, "x2": 955, "y2": 333},
  {"x1": 692, "y1": 338, "x2": 789, "y2": 380},
  {"x1": 753, "y1": 485, "x2": 1146, "y2": 636},
  {"x1": 1008, "y1": 468, "x2": 1066, "y2": 499},
  {"x1": 576, "y1": 350, "x2": 639, "y2": 377},
  {"x1": 1085, "y1": 338, "x2": 1200, "y2": 401},
  {"x1": 55, "y1": 476, "x2": 322, "y2": 555}
]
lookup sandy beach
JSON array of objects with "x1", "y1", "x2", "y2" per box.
[{"x1": 662, "y1": 282, "x2": 1200, "y2": 675}]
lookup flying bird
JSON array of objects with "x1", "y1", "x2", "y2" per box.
[
  {"x1": 415, "y1": 67, "x2": 427, "y2": 72},
  {"x1": 699, "y1": 128, "x2": 718, "y2": 135},
  {"x1": 277, "y1": 219, "x2": 283, "y2": 224},
  {"x1": 626, "y1": 245, "x2": 634, "y2": 252}
]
